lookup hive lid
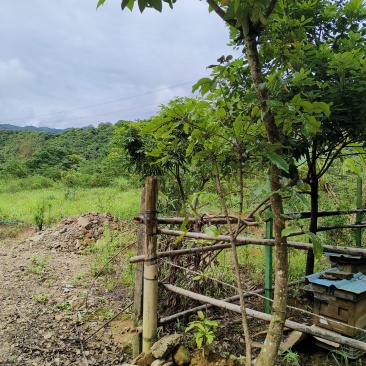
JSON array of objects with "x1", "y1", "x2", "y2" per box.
[
  {"x1": 305, "y1": 268, "x2": 366, "y2": 294},
  {"x1": 324, "y1": 252, "x2": 363, "y2": 260}
]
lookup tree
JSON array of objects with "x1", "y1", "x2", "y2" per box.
[
  {"x1": 97, "y1": 0, "x2": 366, "y2": 364},
  {"x1": 256, "y1": 0, "x2": 366, "y2": 274},
  {"x1": 111, "y1": 100, "x2": 212, "y2": 211}
]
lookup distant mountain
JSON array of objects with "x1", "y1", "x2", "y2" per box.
[{"x1": 0, "y1": 123, "x2": 71, "y2": 134}]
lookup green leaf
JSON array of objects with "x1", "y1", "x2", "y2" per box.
[
  {"x1": 173, "y1": 230, "x2": 188, "y2": 245},
  {"x1": 180, "y1": 216, "x2": 189, "y2": 231},
  {"x1": 281, "y1": 226, "x2": 302, "y2": 237},
  {"x1": 203, "y1": 319, "x2": 218, "y2": 328},
  {"x1": 162, "y1": 0, "x2": 175, "y2": 9},
  {"x1": 233, "y1": 115, "x2": 243, "y2": 137},
  {"x1": 192, "y1": 77, "x2": 211, "y2": 94},
  {"x1": 234, "y1": 0, "x2": 241, "y2": 13},
  {"x1": 241, "y1": 17, "x2": 249, "y2": 37},
  {"x1": 306, "y1": 116, "x2": 321, "y2": 134},
  {"x1": 342, "y1": 158, "x2": 362, "y2": 176},
  {"x1": 204, "y1": 225, "x2": 220, "y2": 237},
  {"x1": 267, "y1": 152, "x2": 289, "y2": 173},
  {"x1": 96, "y1": 0, "x2": 106, "y2": 8},
  {"x1": 206, "y1": 333, "x2": 215, "y2": 344},
  {"x1": 185, "y1": 323, "x2": 197, "y2": 332},
  {"x1": 149, "y1": 0, "x2": 162, "y2": 11},
  {"x1": 138, "y1": 0, "x2": 148, "y2": 12},
  {"x1": 261, "y1": 211, "x2": 277, "y2": 220},
  {"x1": 121, "y1": 0, "x2": 135, "y2": 10},
  {"x1": 195, "y1": 333, "x2": 203, "y2": 349},
  {"x1": 305, "y1": 231, "x2": 323, "y2": 259}
]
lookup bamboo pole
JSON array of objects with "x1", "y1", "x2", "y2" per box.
[
  {"x1": 162, "y1": 283, "x2": 366, "y2": 353},
  {"x1": 356, "y1": 177, "x2": 363, "y2": 247},
  {"x1": 132, "y1": 187, "x2": 145, "y2": 357},
  {"x1": 134, "y1": 216, "x2": 257, "y2": 225},
  {"x1": 142, "y1": 177, "x2": 159, "y2": 352},
  {"x1": 264, "y1": 215, "x2": 273, "y2": 314},
  {"x1": 289, "y1": 208, "x2": 366, "y2": 219},
  {"x1": 287, "y1": 224, "x2": 366, "y2": 238},
  {"x1": 129, "y1": 229, "x2": 366, "y2": 263},
  {"x1": 158, "y1": 280, "x2": 303, "y2": 325},
  {"x1": 132, "y1": 209, "x2": 366, "y2": 226}
]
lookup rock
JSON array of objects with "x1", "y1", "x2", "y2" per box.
[
  {"x1": 29, "y1": 232, "x2": 45, "y2": 242},
  {"x1": 131, "y1": 352, "x2": 145, "y2": 365},
  {"x1": 136, "y1": 350, "x2": 155, "y2": 366},
  {"x1": 83, "y1": 238, "x2": 94, "y2": 246},
  {"x1": 150, "y1": 334, "x2": 182, "y2": 359},
  {"x1": 77, "y1": 217, "x2": 92, "y2": 230},
  {"x1": 172, "y1": 345, "x2": 191, "y2": 366},
  {"x1": 151, "y1": 360, "x2": 166, "y2": 366},
  {"x1": 144, "y1": 350, "x2": 156, "y2": 365}
]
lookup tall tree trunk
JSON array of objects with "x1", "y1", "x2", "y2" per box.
[
  {"x1": 244, "y1": 33, "x2": 289, "y2": 366},
  {"x1": 305, "y1": 176, "x2": 319, "y2": 275},
  {"x1": 305, "y1": 143, "x2": 318, "y2": 276},
  {"x1": 212, "y1": 155, "x2": 252, "y2": 365}
]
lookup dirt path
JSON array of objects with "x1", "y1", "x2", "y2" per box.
[{"x1": 0, "y1": 219, "x2": 135, "y2": 366}]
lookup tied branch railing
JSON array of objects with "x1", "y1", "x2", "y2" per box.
[{"x1": 131, "y1": 176, "x2": 366, "y2": 356}]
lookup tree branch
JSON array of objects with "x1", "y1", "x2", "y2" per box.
[{"x1": 206, "y1": 0, "x2": 238, "y2": 28}]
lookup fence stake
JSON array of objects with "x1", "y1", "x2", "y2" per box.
[
  {"x1": 132, "y1": 187, "x2": 145, "y2": 357},
  {"x1": 142, "y1": 176, "x2": 158, "y2": 352},
  {"x1": 265, "y1": 174, "x2": 273, "y2": 314},
  {"x1": 356, "y1": 177, "x2": 363, "y2": 247},
  {"x1": 265, "y1": 217, "x2": 273, "y2": 314}
]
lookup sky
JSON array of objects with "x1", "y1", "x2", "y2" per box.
[{"x1": 0, "y1": 1, "x2": 238, "y2": 129}]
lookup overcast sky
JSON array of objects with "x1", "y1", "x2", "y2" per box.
[{"x1": 0, "y1": 1, "x2": 238, "y2": 129}]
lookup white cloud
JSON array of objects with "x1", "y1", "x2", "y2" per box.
[
  {"x1": 0, "y1": 59, "x2": 35, "y2": 89},
  {"x1": 0, "y1": 0, "x2": 238, "y2": 128},
  {"x1": 153, "y1": 85, "x2": 190, "y2": 106}
]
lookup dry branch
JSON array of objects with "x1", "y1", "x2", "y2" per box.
[
  {"x1": 129, "y1": 228, "x2": 366, "y2": 263},
  {"x1": 162, "y1": 283, "x2": 366, "y2": 353},
  {"x1": 133, "y1": 215, "x2": 257, "y2": 226},
  {"x1": 158, "y1": 280, "x2": 303, "y2": 325}
]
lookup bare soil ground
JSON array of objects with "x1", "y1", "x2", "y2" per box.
[{"x1": 0, "y1": 220, "x2": 134, "y2": 366}]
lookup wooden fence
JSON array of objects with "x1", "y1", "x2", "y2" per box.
[{"x1": 131, "y1": 176, "x2": 366, "y2": 356}]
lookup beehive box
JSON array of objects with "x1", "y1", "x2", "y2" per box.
[
  {"x1": 313, "y1": 292, "x2": 366, "y2": 337},
  {"x1": 305, "y1": 269, "x2": 366, "y2": 337}
]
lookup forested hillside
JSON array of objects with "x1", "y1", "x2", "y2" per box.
[{"x1": 0, "y1": 122, "x2": 120, "y2": 187}]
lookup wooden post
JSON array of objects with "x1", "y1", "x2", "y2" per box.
[
  {"x1": 265, "y1": 173, "x2": 273, "y2": 314},
  {"x1": 132, "y1": 187, "x2": 145, "y2": 357},
  {"x1": 265, "y1": 218, "x2": 273, "y2": 314},
  {"x1": 142, "y1": 176, "x2": 159, "y2": 352},
  {"x1": 356, "y1": 177, "x2": 362, "y2": 247}
]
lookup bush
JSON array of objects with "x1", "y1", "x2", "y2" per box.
[{"x1": 0, "y1": 175, "x2": 56, "y2": 193}]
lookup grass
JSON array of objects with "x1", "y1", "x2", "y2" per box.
[
  {"x1": 70, "y1": 271, "x2": 87, "y2": 287},
  {"x1": 0, "y1": 185, "x2": 141, "y2": 225},
  {"x1": 33, "y1": 293, "x2": 49, "y2": 304},
  {"x1": 28, "y1": 255, "x2": 48, "y2": 276}
]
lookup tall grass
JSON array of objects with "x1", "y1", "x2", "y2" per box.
[{"x1": 0, "y1": 184, "x2": 141, "y2": 225}]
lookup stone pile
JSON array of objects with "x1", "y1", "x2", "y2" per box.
[
  {"x1": 26, "y1": 212, "x2": 127, "y2": 252},
  {"x1": 123, "y1": 334, "x2": 191, "y2": 366}
]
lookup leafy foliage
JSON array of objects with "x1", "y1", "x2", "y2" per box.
[{"x1": 185, "y1": 311, "x2": 219, "y2": 353}]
